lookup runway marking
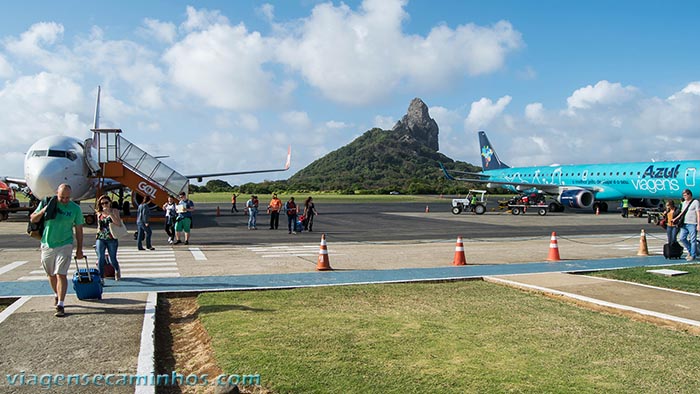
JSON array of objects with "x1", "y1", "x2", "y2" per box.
[
  {"x1": 17, "y1": 248, "x2": 180, "y2": 281},
  {"x1": 0, "y1": 296, "x2": 31, "y2": 325},
  {"x1": 248, "y1": 244, "x2": 344, "y2": 258},
  {"x1": 0, "y1": 261, "x2": 28, "y2": 276},
  {"x1": 189, "y1": 248, "x2": 207, "y2": 261}
]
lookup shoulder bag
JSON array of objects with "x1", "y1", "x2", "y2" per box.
[{"x1": 109, "y1": 219, "x2": 129, "y2": 239}]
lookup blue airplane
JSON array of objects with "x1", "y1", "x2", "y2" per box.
[{"x1": 441, "y1": 131, "x2": 699, "y2": 212}]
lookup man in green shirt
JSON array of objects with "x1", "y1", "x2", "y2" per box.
[{"x1": 30, "y1": 184, "x2": 85, "y2": 317}]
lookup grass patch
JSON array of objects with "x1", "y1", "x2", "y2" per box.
[
  {"x1": 587, "y1": 264, "x2": 700, "y2": 294},
  {"x1": 197, "y1": 281, "x2": 700, "y2": 393}
]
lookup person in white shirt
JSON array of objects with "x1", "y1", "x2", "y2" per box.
[{"x1": 674, "y1": 189, "x2": 700, "y2": 261}]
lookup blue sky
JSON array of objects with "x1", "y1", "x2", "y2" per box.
[{"x1": 1, "y1": 0, "x2": 699, "y2": 185}]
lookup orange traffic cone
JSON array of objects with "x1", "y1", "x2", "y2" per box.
[
  {"x1": 596, "y1": 206, "x2": 600, "y2": 215},
  {"x1": 637, "y1": 229, "x2": 649, "y2": 256},
  {"x1": 452, "y1": 236, "x2": 467, "y2": 265},
  {"x1": 425, "y1": 205, "x2": 430, "y2": 213},
  {"x1": 216, "y1": 206, "x2": 220, "y2": 216},
  {"x1": 546, "y1": 232, "x2": 561, "y2": 261},
  {"x1": 316, "y1": 233, "x2": 332, "y2": 271}
]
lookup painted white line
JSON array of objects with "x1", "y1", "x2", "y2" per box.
[
  {"x1": 262, "y1": 254, "x2": 317, "y2": 258},
  {"x1": 0, "y1": 296, "x2": 31, "y2": 325},
  {"x1": 112, "y1": 263, "x2": 178, "y2": 267},
  {"x1": 29, "y1": 266, "x2": 179, "y2": 274},
  {"x1": 484, "y1": 276, "x2": 700, "y2": 328},
  {"x1": 122, "y1": 273, "x2": 181, "y2": 278},
  {"x1": 0, "y1": 261, "x2": 29, "y2": 276},
  {"x1": 20, "y1": 271, "x2": 181, "y2": 281},
  {"x1": 189, "y1": 248, "x2": 207, "y2": 261},
  {"x1": 134, "y1": 292, "x2": 157, "y2": 394},
  {"x1": 580, "y1": 275, "x2": 700, "y2": 298},
  {"x1": 109, "y1": 258, "x2": 177, "y2": 262},
  {"x1": 118, "y1": 268, "x2": 179, "y2": 272}
]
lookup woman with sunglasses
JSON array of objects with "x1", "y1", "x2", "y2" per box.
[{"x1": 95, "y1": 196, "x2": 122, "y2": 280}]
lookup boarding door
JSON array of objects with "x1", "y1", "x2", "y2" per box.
[{"x1": 685, "y1": 168, "x2": 697, "y2": 188}]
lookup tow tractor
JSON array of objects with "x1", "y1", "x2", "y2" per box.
[{"x1": 451, "y1": 190, "x2": 487, "y2": 215}]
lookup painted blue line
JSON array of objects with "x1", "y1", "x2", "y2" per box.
[{"x1": 0, "y1": 256, "x2": 682, "y2": 298}]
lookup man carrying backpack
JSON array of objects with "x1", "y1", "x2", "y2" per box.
[{"x1": 30, "y1": 184, "x2": 84, "y2": 317}]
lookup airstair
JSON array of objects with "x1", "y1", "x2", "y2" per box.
[{"x1": 87, "y1": 128, "x2": 189, "y2": 207}]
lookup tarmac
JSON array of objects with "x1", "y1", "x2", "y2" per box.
[{"x1": 0, "y1": 210, "x2": 699, "y2": 393}]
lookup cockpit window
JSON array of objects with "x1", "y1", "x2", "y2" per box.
[{"x1": 30, "y1": 150, "x2": 78, "y2": 161}]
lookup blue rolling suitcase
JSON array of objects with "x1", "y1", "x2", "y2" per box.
[
  {"x1": 295, "y1": 219, "x2": 304, "y2": 233},
  {"x1": 72, "y1": 257, "x2": 103, "y2": 300}
]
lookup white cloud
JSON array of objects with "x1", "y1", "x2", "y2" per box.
[
  {"x1": 566, "y1": 80, "x2": 638, "y2": 112},
  {"x1": 181, "y1": 6, "x2": 229, "y2": 32},
  {"x1": 325, "y1": 120, "x2": 351, "y2": 129},
  {"x1": 524, "y1": 102, "x2": 545, "y2": 124},
  {"x1": 141, "y1": 18, "x2": 177, "y2": 44},
  {"x1": 281, "y1": 111, "x2": 311, "y2": 129},
  {"x1": 275, "y1": 0, "x2": 522, "y2": 105},
  {"x1": 373, "y1": 115, "x2": 394, "y2": 130},
  {"x1": 163, "y1": 22, "x2": 283, "y2": 110},
  {"x1": 5, "y1": 22, "x2": 64, "y2": 58},
  {"x1": 0, "y1": 72, "x2": 87, "y2": 175},
  {"x1": 258, "y1": 4, "x2": 275, "y2": 22},
  {"x1": 0, "y1": 54, "x2": 14, "y2": 78},
  {"x1": 237, "y1": 113, "x2": 260, "y2": 131},
  {"x1": 465, "y1": 96, "x2": 512, "y2": 130}
]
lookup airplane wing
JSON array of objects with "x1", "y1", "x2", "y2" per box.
[
  {"x1": 185, "y1": 146, "x2": 292, "y2": 182},
  {"x1": 2, "y1": 177, "x2": 27, "y2": 187}
]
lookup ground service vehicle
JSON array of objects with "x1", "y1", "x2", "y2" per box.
[{"x1": 451, "y1": 190, "x2": 487, "y2": 215}]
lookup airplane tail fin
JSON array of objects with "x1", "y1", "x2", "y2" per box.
[
  {"x1": 284, "y1": 145, "x2": 292, "y2": 170},
  {"x1": 478, "y1": 130, "x2": 509, "y2": 171},
  {"x1": 93, "y1": 85, "x2": 101, "y2": 130}
]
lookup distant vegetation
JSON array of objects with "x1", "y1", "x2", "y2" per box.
[{"x1": 190, "y1": 128, "x2": 485, "y2": 195}]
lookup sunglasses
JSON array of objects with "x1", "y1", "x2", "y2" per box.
[{"x1": 100, "y1": 201, "x2": 111, "y2": 205}]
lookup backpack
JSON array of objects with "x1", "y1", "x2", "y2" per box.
[{"x1": 27, "y1": 196, "x2": 55, "y2": 240}]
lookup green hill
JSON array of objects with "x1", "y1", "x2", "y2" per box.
[{"x1": 286, "y1": 127, "x2": 478, "y2": 194}]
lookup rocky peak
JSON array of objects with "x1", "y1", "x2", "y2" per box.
[{"x1": 392, "y1": 97, "x2": 439, "y2": 151}]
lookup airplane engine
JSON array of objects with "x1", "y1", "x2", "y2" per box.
[
  {"x1": 629, "y1": 198, "x2": 663, "y2": 209},
  {"x1": 558, "y1": 189, "x2": 594, "y2": 209}
]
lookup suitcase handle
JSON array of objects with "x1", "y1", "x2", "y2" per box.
[{"x1": 73, "y1": 256, "x2": 92, "y2": 282}]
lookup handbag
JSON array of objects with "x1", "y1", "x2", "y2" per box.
[
  {"x1": 658, "y1": 217, "x2": 668, "y2": 230},
  {"x1": 109, "y1": 220, "x2": 129, "y2": 239}
]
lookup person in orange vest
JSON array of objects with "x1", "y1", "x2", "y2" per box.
[
  {"x1": 284, "y1": 197, "x2": 298, "y2": 234},
  {"x1": 230, "y1": 193, "x2": 239, "y2": 214},
  {"x1": 268, "y1": 194, "x2": 282, "y2": 230}
]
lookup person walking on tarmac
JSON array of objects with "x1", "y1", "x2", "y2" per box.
[
  {"x1": 303, "y1": 196, "x2": 318, "y2": 231},
  {"x1": 230, "y1": 193, "x2": 239, "y2": 214},
  {"x1": 621, "y1": 197, "x2": 629, "y2": 218},
  {"x1": 268, "y1": 194, "x2": 282, "y2": 230},
  {"x1": 673, "y1": 189, "x2": 700, "y2": 261},
  {"x1": 245, "y1": 195, "x2": 258, "y2": 230},
  {"x1": 137, "y1": 195, "x2": 155, "y2": 251},
  {"x1": 30, "y1": 184, "x2": 85, "y2": 317},
  {"x1": 664, "y1": 200, "x2": 679, "y2": 245},
  {"x1": 284, "y1": 197, "x2": 298, "y2": 234}
]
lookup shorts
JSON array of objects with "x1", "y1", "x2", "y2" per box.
[
  {"x1": 41, "y1": 243, "x2": 73, "y2": 276},
  {"x1": 175, "y1": 217, "x2": 191, "y2": 233}
]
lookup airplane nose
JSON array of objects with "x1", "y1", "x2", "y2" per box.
[{"x1": 25, "y1": 158, "x2": 70, "y2": 199}]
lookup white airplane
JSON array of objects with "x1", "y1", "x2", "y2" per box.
[{"x1": 3, "y1": 87, "x2": 292, "y2": 203}]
